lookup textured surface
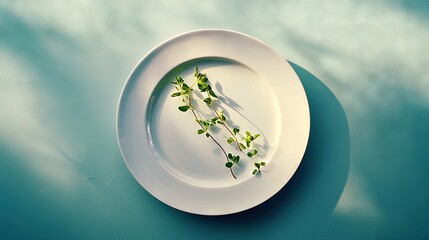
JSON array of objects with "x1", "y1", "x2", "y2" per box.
[{"x1": 1, "y1": 1, "x2": 428, "y2": 239}]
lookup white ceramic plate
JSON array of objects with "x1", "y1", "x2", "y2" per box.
[{"x1": 116, "y1": 29, "x2": 310, "y2": 215}]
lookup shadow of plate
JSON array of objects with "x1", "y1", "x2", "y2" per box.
[{"x1": 171, "y1": 61, "x2": 350, "y2": 238}]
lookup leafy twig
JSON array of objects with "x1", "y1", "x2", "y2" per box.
[
  {"x1": 171, "y1": 67, "x2": 267, "y2": 178},
  {"x1": 194, "y1": 67, "x2": 244, "y2": 151},
  {"x1": 243, "y1": 131, "x2": 265, "y2": 175},
  {"x1": 171, "y1": 76, "x2": 237, "y2": 179}
]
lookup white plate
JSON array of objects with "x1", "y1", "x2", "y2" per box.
[{"x1": 116, "y1": 29, "x2": 310, "y2": 215}]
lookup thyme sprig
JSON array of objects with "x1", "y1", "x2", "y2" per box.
[
  {"x1": 194, "y1": 67, "x2": 244, "y2": 152},
  {"x1": 243, "y1": 131, "x2": 266, "y2": 175},
  {"x1": 171, "y1": 76, "x2": 237, "y2": 179},
  {"x1": 170, "y1": 67, "x2": 266, "y2": 178}
]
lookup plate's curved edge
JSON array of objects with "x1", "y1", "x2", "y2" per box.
[
  {"x1": 285, "y1": 58, "x2": 311, "y2": 184},
  {"x1": 234, "y1": 60, "x2": 311, "y2": 216},
  {"x1": 115, "y1": 29, "x2": 311, "y2": 216},
  {"x1": 116, "y1": 29, "x2": 244, "y2": 172}
]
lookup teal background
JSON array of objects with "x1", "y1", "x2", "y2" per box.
[{"x1": 1, "y1": 1, "x2": 428, "y2": 239}]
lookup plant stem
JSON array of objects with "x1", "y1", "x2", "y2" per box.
[{"x1": 209, "y1": 95, "x2": 243, "y2": 151}]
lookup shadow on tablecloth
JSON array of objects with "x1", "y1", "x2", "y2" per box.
[{"x1": 177, "y1": 61, "x2": 351, "y2": 237}]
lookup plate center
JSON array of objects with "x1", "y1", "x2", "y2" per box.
[{"x1": 147, "y1": 58, "x2": 281, "y2": 188}]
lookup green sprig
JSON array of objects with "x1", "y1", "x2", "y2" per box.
[
  {"x1": 170, "y1": 75, "x2": 237, "y2": 179},
  {"x1": 171, "y1": 67, "x2": 267, "y2": 178},
  {"x1": 194, "y1": 67, "x2": 244, "y2": 151},
  {"x1": 252, "y1": 161, "x2": 266, "y2": 175}
]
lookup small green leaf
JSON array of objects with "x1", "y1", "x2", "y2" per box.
[
  {"x1": 227, "y1": 138, "x2": 234, "y2": 144},
  {"x1": 233, "y1": 128, "x2": 239, "y2": 135},
  {"x1": 182, "y1": 83, "x2": 190, "y2": 91},
  {"x1": 260, "y1": 162, "x2": 266, "y2": 166},
  {"x1": 198, "y1": 120, "x2": 209, "y2": 128},
  {"x1": 176, "y1": 76, "x2": 184, "y2": 85},
  {"x1": 197, "y1": 129, "x2": 205, "y2": 134},
  {"x1": 220, "y1": 111, "x2": 226, "y2": 121},
  {"x1": 178, "y1": 105, "x2": 189, "y2": 112},
  {"x1": 246, "y1": 131, "x2": 251, "y2": 136},
  {"x1": 203, "y1": 121, "x2": 209, "y2": 128},
  {"x1": 239, "y1": 143, "x2": 246, "y2": 150},
  {"x1": 171, "y1": 92, "x2": 181, "y2": 97},
  {"x1": 254, "y1": 134, "x2": 261, "y2": 139},
  {"x1": 246, "y1": 135, "x2": 252, "y2": 143},
  {"x1": 203, "y1": 97, "x2": 212, "y2": 105},
  {"x1": 252, "y1": 169, "x2": 258, "y2": 175},
  {"x1": 208, "y1": 89, "x2": 217, "y2": 98},
  {"x1": 247, "y1": 152, "x2": 253, "y2": 157},
  {"x1": 225, "y1": 162, "x2": 233, "y2": 168},
  {"x1": 198, "y1": 82, "x2": 208, "y2": 92},
  {"x1": 201, "y1": 77, "x2": 209, "y2": 82},
  {"x1": 253, "y1": 149, "x2": 258, "y2": 155},
  {"x1": 254, "y1": 162, "x2": 261, "y2": 169},
  {"x1": 228, "y1": 153, "x2": 233, "y2": 159}
]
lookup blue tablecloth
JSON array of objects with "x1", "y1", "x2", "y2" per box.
[{"x1": 1, "y1": 1, "x2": 428, "y2": 239}]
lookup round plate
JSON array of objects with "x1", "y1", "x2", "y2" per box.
[{"x1": 116, "y1": 29, "x2": 310, "y2": 215}]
